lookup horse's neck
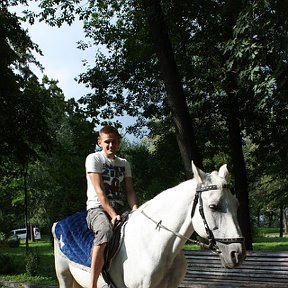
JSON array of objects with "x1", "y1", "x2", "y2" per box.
[
  {"x1": 134, "y1": 179, "x2": 196, "y2": 251},
  {"x1": 144, "y1": 178, "x2": 196, "y2": 214}
]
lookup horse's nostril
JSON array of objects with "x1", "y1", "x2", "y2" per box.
[{"x1": 231, "y1": 251, "x2": 239, "y2": 264}]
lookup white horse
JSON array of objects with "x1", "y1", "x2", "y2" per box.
[{"x1": 53, "y1": 162, "x2": 246, "y2": 288}]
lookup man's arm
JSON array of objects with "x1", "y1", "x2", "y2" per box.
[
  {"x1": 88, "y1": 172, "x2": 120, "y2": 224},
  {"x1": 125, "y1": 177, "x2": 138, "y2": 210}
]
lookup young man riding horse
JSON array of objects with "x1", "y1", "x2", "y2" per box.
[{"x1": 85, "y1": 125, "x2": 138, "y2": 288}]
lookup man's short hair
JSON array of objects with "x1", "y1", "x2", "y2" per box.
[{"x1": 99, "y1": 125, "x2": 122, "y2": 139}]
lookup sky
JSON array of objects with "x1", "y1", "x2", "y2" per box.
[
  {"x1": 12, "y1": 5, "x2": 140, "y2": 141},
  {"x1": 21, "y1": 16, "x2": 95, "y2": 100}
]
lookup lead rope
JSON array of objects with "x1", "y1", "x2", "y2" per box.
[{"x1": 140, "y1": 210, "x2": 211, "y2": 250}]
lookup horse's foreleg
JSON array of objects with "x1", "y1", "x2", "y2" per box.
[
  {"x1": 55, "y1": 259, "x2": 74, "y2": 287},
  {"x1": 168, "y1": 252, "x2": 187, "y2": 288},
  {"x1": 158, "y1": 252, "x2": 187, "y2": 288},
  {"x1": 72, "y1": 279, "x2": 84, "y2": 288}
]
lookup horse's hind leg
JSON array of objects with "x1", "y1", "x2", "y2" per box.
[{"x1": 54, "y1": 240, "x2": 75, "y2": 288}]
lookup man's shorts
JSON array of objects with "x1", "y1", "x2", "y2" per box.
[{"x1": 86, "y1": 207, "x2": 113, "y2": 246}]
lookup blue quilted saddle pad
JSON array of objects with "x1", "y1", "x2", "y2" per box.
[{"x1": 53, "y1": 211, "x2": 94, "y2": 268}]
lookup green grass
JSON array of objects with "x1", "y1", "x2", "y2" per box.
[
  {"x1": 252, "y1": 237, "x2": 288, "y2": 251},
  {"x1": 0, "y1": 238, "x2": 57, "y2": 286},
  {"x1": 252, "y1": 227, "x2": 288, "y2": 251},
  {"x1": 1, "y1": 228, "x2": 288, "y2": 286},
  {"x1": 0, "y1": 274, "x2": 56, "y2": 286}
]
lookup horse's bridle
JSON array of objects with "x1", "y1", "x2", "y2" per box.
[
  {"x1": 191, "y1": 183, "x2": 245, "y2": 253},
  {"x1": 141, "y1": 183, "x2": 245, "y2": 254}
]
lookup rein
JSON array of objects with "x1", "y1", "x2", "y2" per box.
[{"x1": 141, "y1": 183, "x2": 245, "y2": 254}]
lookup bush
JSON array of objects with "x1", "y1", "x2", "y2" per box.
[
  {"x1": 8, "y1": 238, "x2": 20, "y2": 248},
  {"x1": 0, "y1": 232, "x2": 5, "y2": 241},
  {"x1": 0, "y1": 231, "x2": 20, "y2": 248},
  {"x1": 25, "y1": 249, "x2": 40, "y2": 276},
  {"x1": 0, "y1": 254, "x2": 16, "y2": 274}
]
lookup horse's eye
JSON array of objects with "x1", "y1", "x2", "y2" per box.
[{"x1": 209, "y1": 204, "x2": 217, "y2": 211}]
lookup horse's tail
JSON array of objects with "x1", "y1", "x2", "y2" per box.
[{"x1": 51, "y1": 222, "x2": 58, "y2": 239}]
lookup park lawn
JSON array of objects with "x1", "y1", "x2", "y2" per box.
[
  {"x1": 0, "y1": 238, "x2": 57, "y2": 286},
  {"x1": 252, "y1": 235, "x2": 288, "y2": 251},
  {"x1": 1, "y1": 229, "x2": 288, "y2": 286},
  {"x1": 252, "y1": 227, "x2": 288, "y2": 251}
]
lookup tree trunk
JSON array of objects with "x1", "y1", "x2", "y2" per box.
[
  {"x1": 284, "y1": 208, "x2": 288, "y2": 233},
  {"x1": 23, "y1": 162, "x2": 29, "y2": 252},
  {"x1": 257, "y1": 209, "x2": 261, "y2": 227},
  {"x1": 268, "y1": 212, "x2": 273, "y2": 228},
  {"x1": 226, "y1": 73, "x2": 253, "y2": 250},
  {"x1": 222, "y1": 0, "x2": 252, "y2": 250},
  {"x1": 143, "y1": 0, "x2": 203, "y2": 178},
  {"x1": 280, "y1": 205, "x2": 283, "y2": 238}
]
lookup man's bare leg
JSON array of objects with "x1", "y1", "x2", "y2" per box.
[{"x1": 90, "y1": 243, "x2": 107, "y2": 288}]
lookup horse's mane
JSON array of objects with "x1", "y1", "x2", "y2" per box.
[{"x1": 136, "y1": 178, "x2": 195, "y2": 213}]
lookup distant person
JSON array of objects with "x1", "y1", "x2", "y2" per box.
[{"x1": 85, "y1": 125, "x2": 138, "y2": 288}]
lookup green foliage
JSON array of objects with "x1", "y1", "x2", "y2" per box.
[
  {"x1": 0, "y1": 6, "x2": 62, "y2": 236},
  {"x1": 119, "y1": 130, "x2": 185, "y2": 203},
  {"x1": 0, "y1": 7, "x2": 51, "y2": 165},
  {"x1": 25, "y1": 97, "x2": 97, "y2": 227}
]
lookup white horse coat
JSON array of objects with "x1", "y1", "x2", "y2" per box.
[{"x1": 53, "y1": 163, "x2": 246, "y2": 288}]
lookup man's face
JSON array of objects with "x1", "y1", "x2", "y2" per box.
[{"x1": 98, "y1": 133, "x2": 121, "y2": 159}]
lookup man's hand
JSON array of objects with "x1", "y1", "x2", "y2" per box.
[
  {"x1": 131, "y1": 204, "x2": 138, "y2": 211},
  {"x1": 111, "y1": 214, "x2": 121, "y2": 226}
]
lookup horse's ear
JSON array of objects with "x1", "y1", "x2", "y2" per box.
[
  {"x1": 191, "y1": 161, "x2": 205, "y2": 183},
  {"x1": 218, "y1": 164, "x2": 229, "y2": 179}
]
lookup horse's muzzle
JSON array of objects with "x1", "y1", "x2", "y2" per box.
[{"x1": 216, "y1": 241, "x2": 246, "y2": 268}]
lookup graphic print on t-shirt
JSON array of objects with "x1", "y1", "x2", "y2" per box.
[{"x1": 102, "y1": 163, "x2": 125, "y2": 201}]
